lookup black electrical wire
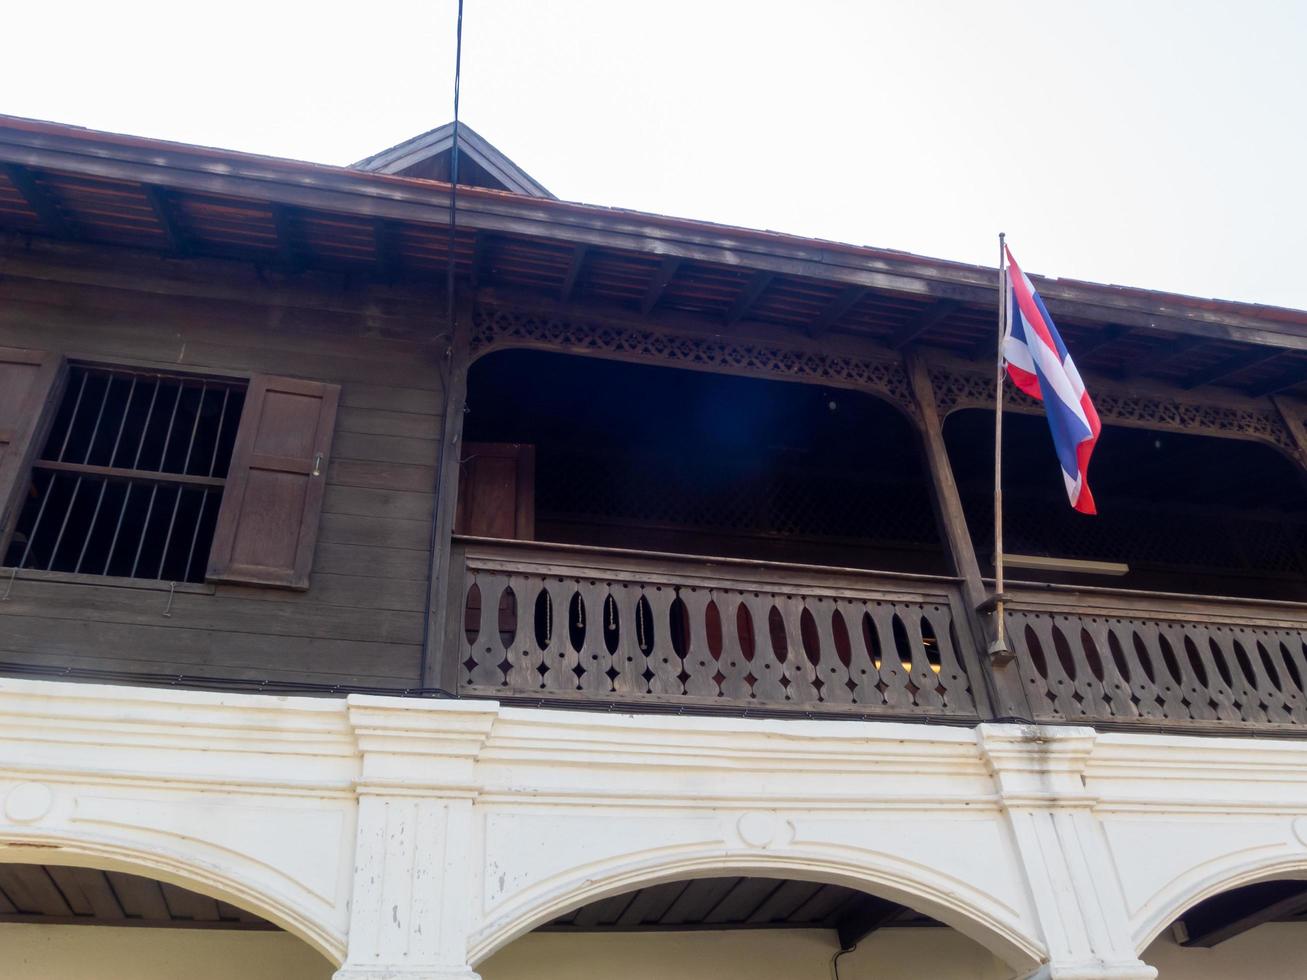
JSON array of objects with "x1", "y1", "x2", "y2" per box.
[
  {"x1": 417, "y1": 0, "x2": 466, "y2": 694},
  {"x1": 831, "y1": 942, "x2": 857, "y2": 980}
]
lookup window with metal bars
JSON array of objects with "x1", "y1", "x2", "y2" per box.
[{"x1": 3, "y1": 365, "x2": 246, "y2": 584}]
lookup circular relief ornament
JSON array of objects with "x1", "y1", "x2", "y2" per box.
[
  {"x1": 5, "y1": 783, "x2": 54, "y2": 823},
  {"x1": 737, "y1": 812, "x2": 794, "y2": 849},
  {"x1": 1292, "y1": 816, "x2": 1307, "y2": 848}
]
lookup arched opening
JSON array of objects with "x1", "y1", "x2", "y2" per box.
[
  {"x1": 0, "y1": 861, "x2": 334, "y2": 979},
  {"x1": 945, "y1": 410, "x2": 1307, "y2": 600},
  {"x1": 477, "y1": 874, "x2": 1012, "y2": 980},
  {"x1": 1141, "y1": 875, "x2": 1307, "y2": 978},
  {"x1": 461, "y1": 349, "x2": 946, "y2": 574}
]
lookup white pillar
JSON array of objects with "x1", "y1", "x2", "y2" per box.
[
  {"x1": 335, "y1": 696, "x2": 498, "y2": 980},
  {"x1": 980, "y1": 724, "x2": 1157, "y2": 980}
]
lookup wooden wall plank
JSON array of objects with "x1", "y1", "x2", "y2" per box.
[
  {"x1": 314, "y1": 541, "x2": 430, "y2": 580},
  {"x1": 0, "y1": 615, "x2": 419, "y2": 685},
  {"x1": 337, "y1": 406, "x2": 441, "y2": 440},
  {"x1": 318, "y1": 513, "x2": 430, "y2": 552},
  {"x1": 333, "y1": 431, "x2": 438, "y2": 466},
  {"x1": 327, "y1": 459, "x2": 437, "y2": 493},
  {"x1": 0, "y1": 580, "x2": 421, "y2": 644}
]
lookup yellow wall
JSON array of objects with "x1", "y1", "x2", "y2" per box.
[
  {"x1": 5, "y1": 920, "x2": 1307, "y2": 978},
  {"x1": 0, "y1": 923, "x2": 335, "y2": 980},
  {"x1": 479, "y1": 928, "x2": 1010, "y2": 980}
]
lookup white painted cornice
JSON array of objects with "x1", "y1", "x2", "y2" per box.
[
  {"x1": 0, "y1": 678, "x2": 357, "y2": 793},
  {"x1": 977, "y1": 724, "x2": 1099, "y2": 807}
]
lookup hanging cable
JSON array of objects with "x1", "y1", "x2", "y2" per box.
[
  {"x1": 446, "y1": 0, "x2": 464, "y2": 324},
  {"x1": 831, "y1": 942, "x2": 858, "y2": 980},
  {"x1": 417, "y1": 0, "x2": 466, "y2": 693}
]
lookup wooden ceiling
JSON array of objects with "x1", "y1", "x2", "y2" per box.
[
  {"x1": 0, "y1": 863, "x2": 274, "y2": 929},
  {"x1": 542, "y1": 875, "x2": 937, "y2": 949},
  {"x1": 2, "y1": 116, "x2": 1307, "y2": 398}
]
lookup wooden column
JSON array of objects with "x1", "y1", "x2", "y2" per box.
[
  {"x1": 903, "y1": 350, "x2": 1032, "y2": 721},
  {"x1": 421, "y1": 297, "x2": 473, "y2": 693},
  {"x1": 1271, "y1": 394, "x2": 1307, "y2": 471}
]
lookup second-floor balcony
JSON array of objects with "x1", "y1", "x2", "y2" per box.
[
  {"x1": 450, "y1": 536, "x2": 1307, "y2": 733},
  {"x1": 445, "y1": 343, "x2": 1307, "y2": 735}
]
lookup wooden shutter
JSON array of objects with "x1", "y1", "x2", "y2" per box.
[
  {"x1": 0, "y1": 348, "x2": 61, "y2": 541},
  {"x1": 455, "y1": 442, "x2": 535, "y2": 539},
  {"x1": 206, "y1": 375, "x2": 340, "y2": 590}
]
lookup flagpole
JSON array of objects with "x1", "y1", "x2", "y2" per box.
[{"x1": 993, "y1": 232, "x2": 1008, "y2": 657}]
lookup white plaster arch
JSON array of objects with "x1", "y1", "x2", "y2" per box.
[
  {"x1": 1131, "y1": 849, "x2": 1307, "y2": 954},
  {"x1": 467, "y1": 841, "x2": 1045, "y2": 973},
  {"x1": 0, "y1": 826, "x2": 345, "y2": 965}
]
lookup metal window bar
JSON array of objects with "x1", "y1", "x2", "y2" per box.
[
  {"x1": 5, "y1": 365, "x2": 246, "y2": 585},
  {"x1": 130, "y1": 382, "x2": 185, "y2": 578},
  {"x1": 156, "y1": 382, "x2": 207, "y2": 579},
  {"x1": 74, "y1": 375, "x2": 137, "y2": 573},
  {"x1": 103, "y1": 375, "x2": 162, "y2": 575}
]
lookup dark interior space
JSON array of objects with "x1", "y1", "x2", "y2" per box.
[
  {"x1": 462, "y1": 350, "x2": 947, "y2": 574},
  {"x1": 945, "y1": 409, "x2": 1307, "y2": 600}
]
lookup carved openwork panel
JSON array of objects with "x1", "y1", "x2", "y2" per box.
[
  {"x1": 457, "y1": 541, "x2": 978, "y2": 718},
  {"x1": 471, "y1": 304, "x2": 918, "y2": 417},
  {"x1": 930, "y1": 365, "x2": 1297, "y2": 454},
  {"x1": 1006, "y1": 591, "x2": 1307, "y2": 730}
]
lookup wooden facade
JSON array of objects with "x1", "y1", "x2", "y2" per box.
[
  {"x1": 2, "y1": 114, "x2": 1307, "y2": 734},
  {"x1": 0, "y1": 238, "x2": 447, "y2": 692}
]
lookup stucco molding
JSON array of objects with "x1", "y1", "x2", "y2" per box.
[{"x1": 7, "y1": 678, "x2": 1307, "y2": 978}]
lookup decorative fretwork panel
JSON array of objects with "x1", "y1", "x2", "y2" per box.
[
  {"x1": 456, "y1": 540, "x2": 978, "y2": 718},
  {"x1": 471, "y1": 304, "x2": 918, "y2": 417},
  {"x1": 929, "y1": 365, "x2": 1297, "y2": 455},
  {"x1": 1007, "y1": 589, "x2": 1307, "y2": 730},
  {"x1": 538, "y1": 451, "x2": 940, "y2": 548}
]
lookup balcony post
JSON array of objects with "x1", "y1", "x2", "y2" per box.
[
  {"x1": 422, "y1": 295, "x2": 474, "y2": 693},
  {"x1": 904, "y1": 350, "x2": 1031, "y2": 721},
  {"x1": 1271, "y1": 394, "x2": 1307, "y2": 472}
]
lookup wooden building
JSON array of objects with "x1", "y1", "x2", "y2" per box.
[{"x1": 2, "y1": 115, "x2": 1307, "y2": 979}]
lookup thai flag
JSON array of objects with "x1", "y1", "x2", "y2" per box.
[{"x1": 1002, "y1": 246, "x2": 1101, "y2": 514}]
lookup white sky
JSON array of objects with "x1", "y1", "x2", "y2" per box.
[{"x1": 5, "y1": 1, "x2": 1306, "y2": 309}]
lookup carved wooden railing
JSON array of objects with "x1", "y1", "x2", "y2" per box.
[
  {"x1": 452, "y1": 537, "x2": 983, "y2": 719},
  {"x1": 1006, "y1": 584, "x2": 1307, "y2": 732}
]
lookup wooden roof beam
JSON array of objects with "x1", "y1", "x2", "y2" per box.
[
  {"x1": 889, "y1": 299, "x2": 961, "y2": 350},
  {"x1": 1248, "y1": 362, "x2": 1307, "y2": 398},
  {"x1": 470, "y1": 231, "x2": 492, "y2": 288},
  {"x1": 1178, "y1": 880, "x2": 1307, "y2": 948},
  {"x1": 270, "y1": 204, "x2": 302, "y2": 268},
  {"x1": 1070, "y1": 323, "x2": 1131, "y2": 358},
  {"x1": 1182, "y1": 347, "x2": 1285, "y2": 390},
  {"x1": 143, "y1": 185, "x2": 190, "y2": 255},
  {"x1": 2, "y1": 163, "x2": 75, "y2": 238},
  {"x1": 724, "y1": 271, "x2": 774, "y2": 325},
  {"x1": 559, "y1": 244, "x2": 589, "y2": 301},
  {"x1": 372, "y1": 218, "x2": 398, "y2": 277},
  {"x1": 810, "y1": 285, "x2": 867, "y2": 337},
  {"x1": 1125, "y1": 334, "x2": 1210, "y2": 378},
  {"x1": 641, "y1": 255, "x2": 682, "y2": 315}
]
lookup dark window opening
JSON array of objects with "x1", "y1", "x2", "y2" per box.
[
  {"x1": 944, "y1": 409, "x2": 1307, "y2": 600},
  {"x1": 463, "y1": 349, "x2": 946, "y2": 574},
  {"x1": 3, "y1": 365, "x2": 246, "y2": 584}
]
